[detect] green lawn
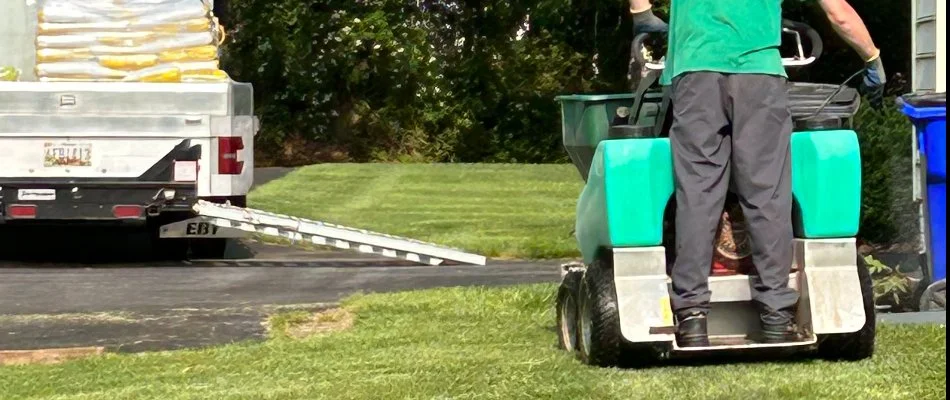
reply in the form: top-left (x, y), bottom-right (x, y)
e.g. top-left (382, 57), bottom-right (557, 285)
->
top-left (0, 284), bottom-right (944, 400)
top-left (249, 163), bottom-right (584, 259)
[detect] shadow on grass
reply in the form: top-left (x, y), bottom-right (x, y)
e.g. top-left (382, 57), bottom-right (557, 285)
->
top-left (543, 324), bottom-right (831, 370)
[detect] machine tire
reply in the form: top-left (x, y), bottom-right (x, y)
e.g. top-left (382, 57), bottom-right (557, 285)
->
top-left (556, 268), bottom-right (584, 352)
top-left (817, 253), bottom-right (876, 361)
top-left (576, 257), bottom-right (624, 367)
top-left (918, 280), bottom-right (947, 312)
top-left (189, 238), bottom-right (229, 260)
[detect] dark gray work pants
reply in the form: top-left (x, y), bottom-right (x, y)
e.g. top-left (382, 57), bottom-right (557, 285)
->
top-left (668, 72), bottom-right (799, 322)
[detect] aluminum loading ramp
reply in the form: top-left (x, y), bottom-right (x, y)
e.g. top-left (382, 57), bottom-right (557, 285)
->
top-left (187, 200), bottom-right (488, 266)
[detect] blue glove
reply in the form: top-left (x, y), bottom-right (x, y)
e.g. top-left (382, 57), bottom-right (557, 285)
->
top-left (859, 54), bottom-right (886, 109)
top-left (632, 9), bottom-right (668, 35)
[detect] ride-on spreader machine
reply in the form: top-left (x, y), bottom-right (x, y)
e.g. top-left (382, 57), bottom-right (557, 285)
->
top-left (554, 21), bottom-right (875, 367)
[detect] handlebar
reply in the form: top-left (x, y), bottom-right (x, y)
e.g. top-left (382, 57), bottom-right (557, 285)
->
top-left (632, 20), bottom-right (823, 71)
top-left (631, 33), bottom-right (653, 67)
top-left (781, 19), bottom-right (823, 64)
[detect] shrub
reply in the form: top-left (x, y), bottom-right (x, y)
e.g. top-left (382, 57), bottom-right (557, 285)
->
top-left (854, 99), bottom-right (919, 246)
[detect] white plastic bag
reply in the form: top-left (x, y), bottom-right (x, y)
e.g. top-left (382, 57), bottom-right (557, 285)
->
top-left (37, 21), bottom-right (131, 33)
top-left (39, 77), bottom-right (124, 82)
top-left (121, 64), bottom-right (181, 82)
top-left (88, 32), bottom-right (215, 54)
top-left (37, 31), bottom-right (160, 48)
top-left (121, 60), bottom-right (219, 82)
top-left (38, 18), bottom-right (211, 34)
top-left (36, 62), bottom-right (127, 78)
top-left (38, 0), bottom-right (209, 24)
top-left (36, 48), bottom-right (95, 63)
top-left (181, 70), bottom-right (228, 82)
top-left (158, 45), bottom-right (218, 62)
top-left (133, 5), bottom-right (210, 25)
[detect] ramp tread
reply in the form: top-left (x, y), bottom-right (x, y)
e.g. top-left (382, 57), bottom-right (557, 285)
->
top-left (193, 200), bottom-right (488, 266)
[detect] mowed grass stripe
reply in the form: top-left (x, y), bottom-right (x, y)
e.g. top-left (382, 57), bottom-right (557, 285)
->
top-left (249, 163), bottom-right (583, 259)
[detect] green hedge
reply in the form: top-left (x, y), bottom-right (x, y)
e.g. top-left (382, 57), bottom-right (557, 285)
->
top-left (854, 100), bottom-right (919, 246)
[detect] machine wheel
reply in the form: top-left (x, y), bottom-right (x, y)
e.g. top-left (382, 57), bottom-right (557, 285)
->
top-left (576, 257), bottom-right (624, 367)
top-left (556, 268), bottom-right (584, 352)
top-left (190, 238), bottom-right (229, 260)
top-left (817, 253), bottom-right (876, 361)
top-left (919, 280), bottom-right (947, 312)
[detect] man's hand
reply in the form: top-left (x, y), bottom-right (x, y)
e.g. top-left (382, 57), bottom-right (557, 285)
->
top-left (632, 8), bottom-right (668, 35)
top-left (817, 0), bottom-right (886, 109)
top-left (859, 52), bottom-right (886, 109)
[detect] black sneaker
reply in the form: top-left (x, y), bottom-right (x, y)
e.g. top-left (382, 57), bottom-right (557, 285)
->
top-left (676, 312), bottom-right (710, 347)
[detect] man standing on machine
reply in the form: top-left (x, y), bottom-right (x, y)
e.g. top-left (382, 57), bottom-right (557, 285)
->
top-left (628, 0), bottom-right (885, 347)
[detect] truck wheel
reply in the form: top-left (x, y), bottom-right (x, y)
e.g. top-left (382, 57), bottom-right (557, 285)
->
top-left (817, 252), bottom-right (875, 361)
top-left (556, 268), bottom-right (584, 352)
top-left (190, 238), bottom-right (229, 260)
top-left (229, 196), bottom-right (247, 208)
top-left (576, 256), bottom-right (624, 367)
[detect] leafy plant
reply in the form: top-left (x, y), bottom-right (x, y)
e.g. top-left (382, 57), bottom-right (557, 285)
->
top-left (864, 254), bottom-right (910, 307)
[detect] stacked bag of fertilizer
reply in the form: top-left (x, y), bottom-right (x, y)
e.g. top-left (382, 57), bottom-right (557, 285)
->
top-left (34, 0), bottom-right (228, 83)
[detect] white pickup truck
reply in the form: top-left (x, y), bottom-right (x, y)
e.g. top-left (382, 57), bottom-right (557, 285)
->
top-left (0, 0), bottom-right (258, 259)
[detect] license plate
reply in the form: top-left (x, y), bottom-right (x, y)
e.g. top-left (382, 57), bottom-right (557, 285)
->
top-left (44, 142), bottom-right (92, 167)
top-left (18, 189), bottom-right (56, 201)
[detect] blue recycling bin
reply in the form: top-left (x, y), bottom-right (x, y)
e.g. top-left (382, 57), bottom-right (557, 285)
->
top-left (899, 93), bottom-right (946, 284)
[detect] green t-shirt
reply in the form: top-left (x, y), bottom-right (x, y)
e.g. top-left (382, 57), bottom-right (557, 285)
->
top-left (660, 0), bottom-right (786, 85)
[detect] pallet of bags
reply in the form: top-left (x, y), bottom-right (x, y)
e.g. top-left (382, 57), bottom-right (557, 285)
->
top-left (33, 0), bottom-right (230, 83)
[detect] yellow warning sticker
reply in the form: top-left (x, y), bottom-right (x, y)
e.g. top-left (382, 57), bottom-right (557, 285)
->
top-left (660, 296), bottom-right (674, 326)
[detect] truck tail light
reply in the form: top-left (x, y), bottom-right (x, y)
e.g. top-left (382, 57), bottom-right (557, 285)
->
top-left (112, 205), bottom-right (143, 219)
top-left (218, 137), bottom-right (245, 175)
top-left (8, 204), bottom-right (37, 219)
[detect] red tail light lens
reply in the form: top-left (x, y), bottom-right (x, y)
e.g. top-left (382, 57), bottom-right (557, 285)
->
top-left (218, 136), bottom-right (245, 175)
top-left (112, 205), bottom-right (143, 219)
top-left (8, 205), bottom-right (37, 219)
